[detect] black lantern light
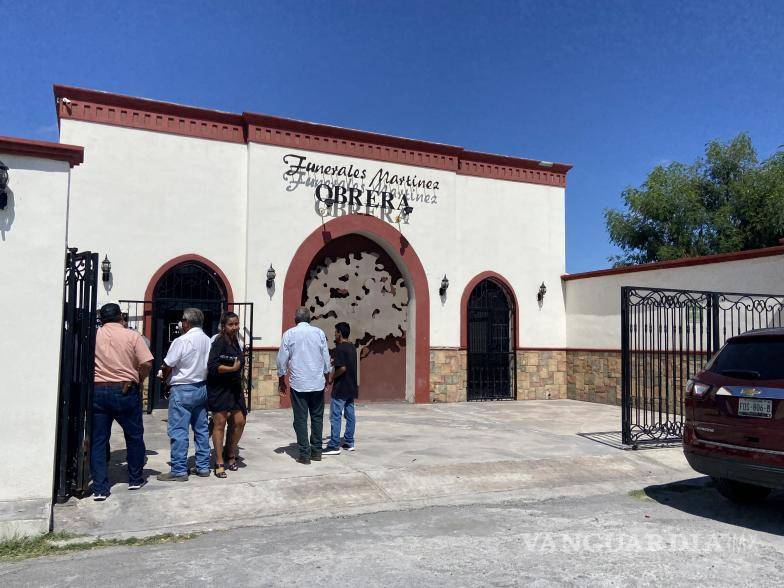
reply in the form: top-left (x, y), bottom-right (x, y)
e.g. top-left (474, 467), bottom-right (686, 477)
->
top-left (402, 205), bottom-right (413, 216)
top-left (537, 282), bottom-right (547, 303)
top-left (439, 274), bottom-right (449, 296)
top-left (101, 255), bottom-right (112, 282)
top-left (266, 264), bottom-right (277, 288)
top-left (0, 159), bottom-right (8, 210)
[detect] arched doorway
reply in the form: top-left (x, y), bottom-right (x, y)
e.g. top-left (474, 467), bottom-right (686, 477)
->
top-left (282, 215), bottom-right (430, 405)
top-left (465, 278), bottom-right (517, 401)
top-left (148, 259), bottom-right (229, 408)
top-left (303, 234), bottom-right (408, 401)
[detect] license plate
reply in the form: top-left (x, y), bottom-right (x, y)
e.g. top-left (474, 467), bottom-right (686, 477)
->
top-left (738, 398), bottom-right (772, 418)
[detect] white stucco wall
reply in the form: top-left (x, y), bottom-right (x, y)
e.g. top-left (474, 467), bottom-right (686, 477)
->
top-left (59, 119), bottom-right (248, 306)
top-left (60, 118), bottom-right (567, 352)
top-left (245, 144), bottom-right (566, 348)
top-left (564, 254), bottom-right (784, 349)
top-left (455, 175), bottom-right (566, 348)
top-left (0, 151), bottom-right (71, 533)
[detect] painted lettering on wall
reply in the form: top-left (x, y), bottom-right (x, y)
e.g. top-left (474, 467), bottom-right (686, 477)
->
top-left (282, 153), bottom-right (441, 223)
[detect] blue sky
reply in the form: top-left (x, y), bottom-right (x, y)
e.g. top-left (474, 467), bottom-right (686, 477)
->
top-left (2, 1), bottom-right (782, 272)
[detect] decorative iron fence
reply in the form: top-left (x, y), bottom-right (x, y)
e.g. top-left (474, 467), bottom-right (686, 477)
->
top-left (467, 351), bottom-right (517, 401)
top-left (467, 279), bottom-right (516, 401)
top-left (621, 286), bottom-right (784, 446)
top-left (119, 299), bottom-right (254, 412)
top-left (54, 249), bottom-right (99, 503)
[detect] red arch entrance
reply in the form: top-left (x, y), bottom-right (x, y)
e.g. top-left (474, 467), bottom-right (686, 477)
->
top-left (282, 215), bottom-right (430, 404)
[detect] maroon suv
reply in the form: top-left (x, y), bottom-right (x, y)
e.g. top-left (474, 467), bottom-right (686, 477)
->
top-left (683, 328), bottom-right (784, 502)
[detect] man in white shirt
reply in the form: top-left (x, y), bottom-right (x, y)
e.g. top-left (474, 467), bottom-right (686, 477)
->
top-left (157, 307), bottom-right (212, 481)
top-left (277, 306), bottom-right (331, 464)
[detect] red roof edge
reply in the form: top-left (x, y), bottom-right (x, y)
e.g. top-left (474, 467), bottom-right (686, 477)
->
top-left (53, 84), bottom-right (244, 127)
top-left (242, 112), bottom-right (465, 157)
top-left (0, 135), bottom-right (84, 167)
top-left (51, 85), bottom-right (571, 176)
top-left (562, 245), bottom-right (784, 281)
top-left (461, 149), bottom-right (573, 174)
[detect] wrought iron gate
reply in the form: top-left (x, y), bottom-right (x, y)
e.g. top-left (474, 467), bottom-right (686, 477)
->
top-left (621, 286), bottom-right (784, 446)
top-left (467, 279), bottom-right (516, 401)
top-left (119, 300), bottom-right (254, 412)
top-left (54, 249), bottom-right (99, 503)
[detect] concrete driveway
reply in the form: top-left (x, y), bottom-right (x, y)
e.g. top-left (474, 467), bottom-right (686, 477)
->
top-left (54, 400), bottom-right (695, 539)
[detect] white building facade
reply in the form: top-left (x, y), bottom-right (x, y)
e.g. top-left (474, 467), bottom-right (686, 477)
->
top-left (5, 85), bottom-right (784, 537)
top-left (55, 85), bottom-right (571, 408)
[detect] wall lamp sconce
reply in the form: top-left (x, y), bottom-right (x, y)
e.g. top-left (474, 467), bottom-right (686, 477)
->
top-left (537, 282), bottom-right (547, 303)
top-left (396, 205), bottom-right (414, 224)
top-left (0, 159), bottom-right (9, 209)
top-left (439, 274), bottom-right (449, 296)
top-left (266, 264), bottom-right (277, 288)
top-left (101, 255), bottom-right (112, 283)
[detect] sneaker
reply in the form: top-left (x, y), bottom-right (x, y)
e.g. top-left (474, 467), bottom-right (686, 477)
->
top-left (322, 447), bottom-right (341, 455)
top-left (128, 480), bottom-right (147, 490)
top-left (188, 467), bottom-right (211, 478)
top-left (93, 493), bottom-right (109, 501)
top-left (156, 472), bottom-right (189, 482)
top-left (311, 453), bottom-right (322, 461)
top-left (341, 443), bottom-right (356, 452)
top-left (297, 457), bottom-right (311, 465)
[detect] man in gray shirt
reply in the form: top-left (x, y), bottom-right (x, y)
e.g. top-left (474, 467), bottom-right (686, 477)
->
top-left (277, 306), bottom-right (331, 464)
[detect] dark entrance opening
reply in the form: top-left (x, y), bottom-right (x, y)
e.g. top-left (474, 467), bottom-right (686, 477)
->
top-left (467, 279), bottom-right (516, 401)
top-left (149, 261), bottom-right (227, 409)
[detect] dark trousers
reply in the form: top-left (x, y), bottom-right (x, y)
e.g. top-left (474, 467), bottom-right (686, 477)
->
top-left (291, 389), bottom-right (324, 458)
top-left (91, 383), bottom-right (146, 494)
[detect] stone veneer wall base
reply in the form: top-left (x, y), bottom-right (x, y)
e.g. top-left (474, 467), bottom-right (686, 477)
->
top-left (250, 348), bottom-right (629, 409)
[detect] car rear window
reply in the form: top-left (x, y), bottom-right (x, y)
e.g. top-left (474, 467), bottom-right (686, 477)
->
top-left (708, 336), bottom-right (784, 380)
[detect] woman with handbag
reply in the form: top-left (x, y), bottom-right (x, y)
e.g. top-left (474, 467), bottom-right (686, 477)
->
top-left (207, 312), bottom-right (247, 477)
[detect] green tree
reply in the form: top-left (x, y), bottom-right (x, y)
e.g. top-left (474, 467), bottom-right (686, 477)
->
top-left (605, 133), bottom-right (784, 266)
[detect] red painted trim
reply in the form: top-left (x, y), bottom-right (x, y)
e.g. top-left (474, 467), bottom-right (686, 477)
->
top-left (281, 215), bottom-right (430, 405)
top-left (54, 85), bottom-right (245, 144)
top-left (0, 135), bottom-right (84, 167)
top-left (52, 85), bottom-right (571, 186)
top-left (518, 347), bottom-right (569, 352)
top-left (460, 271), bottom-right (520, 349)
top-left (562, 245), bottom-right (784, 281)
top-left (246, 118), bottom-right (460, 173)
top-left (459, 150), bottom-right (570, 188)
top-left (142, 254), bottom-right (235, 338)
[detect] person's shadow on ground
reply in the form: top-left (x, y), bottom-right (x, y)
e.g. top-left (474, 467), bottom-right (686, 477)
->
top-left (274, 443), bottom-right (300, 460)
top-left (643, 476), bottom-right (784, 535)
top-left (106, 449), bottom-right (160, 490)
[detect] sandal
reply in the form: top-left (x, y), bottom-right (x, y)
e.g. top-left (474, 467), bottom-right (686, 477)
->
top-left (227, 458), bottom-right (239, 471)
top-left (214, 464), bottom-right (227, 478)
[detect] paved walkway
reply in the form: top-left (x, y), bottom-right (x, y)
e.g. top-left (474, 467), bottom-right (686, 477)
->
top-left (54, 400), bottom-right (695, 538)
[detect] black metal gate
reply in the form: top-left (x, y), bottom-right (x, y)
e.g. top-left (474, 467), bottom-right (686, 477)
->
top-left (119, 299), bottom-right (254, 412)
top-left (467, 279), bottom-right (516, 401)
top-left (621, 286), bottom-right (784, 446)
top-left (54, 249), bottom-right (99, 503)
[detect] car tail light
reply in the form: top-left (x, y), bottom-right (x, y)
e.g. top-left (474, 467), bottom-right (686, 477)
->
top-left (686, 379), bottom-right (712, 398)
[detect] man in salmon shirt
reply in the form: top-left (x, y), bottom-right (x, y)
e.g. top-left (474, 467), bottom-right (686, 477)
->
top-left (91, 303), bottom-right (153, 500)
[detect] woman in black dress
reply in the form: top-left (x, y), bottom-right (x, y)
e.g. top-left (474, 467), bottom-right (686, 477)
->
top-left (207, 312), bottom-right (247, 477)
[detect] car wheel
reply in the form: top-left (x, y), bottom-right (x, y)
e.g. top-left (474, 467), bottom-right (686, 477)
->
top-left (713, 477), bottom-right (772, 503)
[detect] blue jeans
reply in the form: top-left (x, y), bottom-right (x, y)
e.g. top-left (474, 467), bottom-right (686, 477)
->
top-left (328, 397), bottom-right (355, 449)
top-left (91, 383), bottom-right (146, 494)
top-left (167, 382), bottom-right (210, 476)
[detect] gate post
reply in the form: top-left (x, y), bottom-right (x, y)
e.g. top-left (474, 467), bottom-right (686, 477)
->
top-left (709, 293), bottom-right (720, 355)
top-left (621, 287), bottom-right (631, 445)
